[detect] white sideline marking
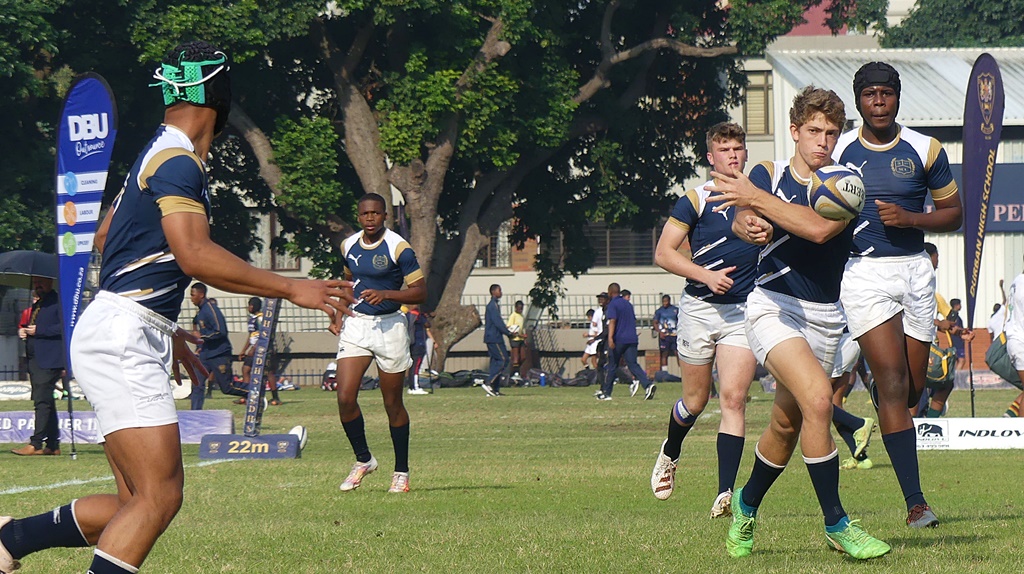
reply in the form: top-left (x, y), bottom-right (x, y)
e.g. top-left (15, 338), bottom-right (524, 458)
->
top-left (0, 459), bottom-right (234, 496)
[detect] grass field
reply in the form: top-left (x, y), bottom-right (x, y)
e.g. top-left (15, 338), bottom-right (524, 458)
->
top-left (2, 383), bottom-right (1022, 573)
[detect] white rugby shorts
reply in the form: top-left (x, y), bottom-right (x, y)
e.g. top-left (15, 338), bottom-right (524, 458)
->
top-left (745, 287), bottom-right (844, 373)
top-left (830, 331), bottom-right (862, 378)
top-left (1004, 332), bottom-right (1024, 371)
top-left (336, 311), bottom-right (413, 373)
top-left (584, 339), bottom-right (600, 355)
top-left (840, 253), bottom-right (936, 342)
top-left (70, 291), bottom-right (178, 438)
top-left (675, 293), bottom-right (749, 366)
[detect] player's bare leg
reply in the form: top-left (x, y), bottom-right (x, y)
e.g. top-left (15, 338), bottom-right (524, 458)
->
top-left (93, 424), bottom-right (185, 567)
top-left (857, 316), bottom-right (912, 433)
top-left (710, 345), bottom-right (757, 516)
top-left (379, 369), bottom-right (411, 492)
top-left (856, 314), bottom-right (936, 527)
top-left (337, 356), bottom-right (379, 491)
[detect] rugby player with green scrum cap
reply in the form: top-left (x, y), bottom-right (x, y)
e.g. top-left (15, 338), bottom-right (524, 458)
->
top-left (0, 40), bottom-right (353, 574)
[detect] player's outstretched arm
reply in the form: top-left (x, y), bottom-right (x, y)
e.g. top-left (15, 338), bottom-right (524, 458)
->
top-left (163, 211), bottom-right (354, 320)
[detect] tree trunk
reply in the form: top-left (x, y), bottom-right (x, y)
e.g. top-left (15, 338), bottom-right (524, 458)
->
top-left (428, 224), bottom-right (489, 370)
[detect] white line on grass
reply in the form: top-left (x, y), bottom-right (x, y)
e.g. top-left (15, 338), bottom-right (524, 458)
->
top-left (0, 459), bottom-right (236, 496)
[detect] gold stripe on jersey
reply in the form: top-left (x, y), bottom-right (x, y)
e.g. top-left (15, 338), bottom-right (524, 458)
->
top-left (925, 138), bottom-right (943, 170)
top-left (758, 160), bottom-right (776, 181)
top-left (405, 269), bottom-right (425, 285)
top-left (117, 288), bottom-right (154, 298)
top-left (395, 241), bottom-right (411, 260)
top-left (140, 148), bottom-right (204, 189)
top-left (667, 217), bottom-right (690, 233)
top-left (930, 181), bottom-right (959, 202)
top-left (156, 196), bottom-right (207, 216)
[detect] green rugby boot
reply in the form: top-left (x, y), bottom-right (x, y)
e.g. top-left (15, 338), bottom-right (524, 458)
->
top-left (853, 417), bottom-right (875, 458)
top-left (825, 519), bottom-right (891, 560)
top-left (725, 487), bottom-right (757, 558)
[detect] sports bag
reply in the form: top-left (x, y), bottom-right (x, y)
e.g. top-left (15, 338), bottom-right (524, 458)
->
top-left (925, 343), bottom-right (956, 389)
top-left (985, 332), bottom-right (1024, 391)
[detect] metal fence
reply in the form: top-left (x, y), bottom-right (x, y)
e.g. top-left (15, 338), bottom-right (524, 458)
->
top-left (460, 293), bottom-right (664, 330)
top-left (173, 292), bottom-right (670, 334)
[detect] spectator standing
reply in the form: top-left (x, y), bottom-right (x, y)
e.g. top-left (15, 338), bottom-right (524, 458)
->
top-left (11, 277), bottom-right (64, 456)
top-left (507, 300), bottom-right (527, 382)
top-left (582, 309), bottom-right (601, 369)
top-left (597, 283), bottom-right (654, 401)
top-left (482, 284), bottom-right (512, 397)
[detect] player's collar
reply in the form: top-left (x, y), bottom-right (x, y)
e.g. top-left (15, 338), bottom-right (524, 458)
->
top-left (358, 229), bottom-right (386, 250)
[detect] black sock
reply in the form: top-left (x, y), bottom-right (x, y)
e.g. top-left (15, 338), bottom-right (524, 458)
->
top-left (663, 399), bottom-right (697, 460)
top-left (0, 502), bottom-right (88, 559)
top-left (831, 405), bottom-right (864, 431)
top-left (342, 414), bottom-right (372, 463)
top-left (663, 416), bottom-right (691, 460)
top-left (717, 433), bottom-right (745, 494)
top-left (88, 549), bottom-right (138, 573)
top-left (834, 424), bottom-right (857, 457)
top-left (882, 428), bottom-right (926, 509)
top-left (741, 444), bottom-right (786, 510)
top-left (390, 423), bottom-right (410, 473)
top-left (805, 450), bottom-right (847, 527)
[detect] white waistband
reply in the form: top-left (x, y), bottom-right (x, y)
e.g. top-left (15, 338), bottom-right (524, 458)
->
top-left (94, 291), bottom-right (177, 336)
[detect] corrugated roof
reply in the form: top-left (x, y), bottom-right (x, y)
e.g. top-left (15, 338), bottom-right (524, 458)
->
top-left (766, 48), bottom-right (1024, 127)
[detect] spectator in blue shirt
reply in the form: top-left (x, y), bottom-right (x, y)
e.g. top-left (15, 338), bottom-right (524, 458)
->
top-left (483, 284), bottom-right (512, 396)
top-left (599, 283), bottom-right (654, 401)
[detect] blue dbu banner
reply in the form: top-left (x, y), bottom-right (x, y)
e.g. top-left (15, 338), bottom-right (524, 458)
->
top-left (55, 73), bottom-right (118, 376)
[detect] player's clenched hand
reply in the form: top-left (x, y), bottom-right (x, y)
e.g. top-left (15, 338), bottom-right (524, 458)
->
top-left (875, 200), bottom-right (913, 227)
top-left (702, 266), bottom-right (736, 296)
top-left (172, 328), bottom-right (207, 387)
top-left (740, 215), bottom-right (773, 245)
top-left (287, 279), bottom-right (356, 321)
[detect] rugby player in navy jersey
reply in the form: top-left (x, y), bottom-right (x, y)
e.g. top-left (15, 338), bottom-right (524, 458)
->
top-left (833, 62), bottom-right (962, 528)
top-left (331, 193), bottom-right (426, 494)
top-left (707, 87), bottom-right (890, 560)
top-left (0, 41), bottom-right (352, 574)
top-left (649, 122), bottom-right (760, 518)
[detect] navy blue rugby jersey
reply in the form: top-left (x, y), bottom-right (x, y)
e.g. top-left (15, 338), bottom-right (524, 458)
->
top-left (748, 160), bottom-right (854, 304)
top-left (341, 228), bottom-right (423, 315)
top-left (100, 125), bottom-right (210, 321)
top-left (833, 125), bottom-right (957, 258)
top-left (667, 182), bottom-right (760, 304)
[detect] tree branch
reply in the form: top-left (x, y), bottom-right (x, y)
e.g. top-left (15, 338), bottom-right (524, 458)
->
top-left (575, 39), bottom-right (736, 105)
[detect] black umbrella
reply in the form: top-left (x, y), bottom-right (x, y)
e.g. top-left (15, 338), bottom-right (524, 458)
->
top-left (0, 250), bottom-right (59, 289)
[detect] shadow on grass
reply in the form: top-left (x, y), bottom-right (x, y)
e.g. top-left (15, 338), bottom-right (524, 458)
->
top-left (889, 533), bottom-right (989, 548)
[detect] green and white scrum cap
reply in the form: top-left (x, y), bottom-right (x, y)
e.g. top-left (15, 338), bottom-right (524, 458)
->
top-left (150, 41), bottom-right (232, 132)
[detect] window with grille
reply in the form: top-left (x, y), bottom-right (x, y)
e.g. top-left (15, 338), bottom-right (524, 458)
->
top-left (541, 222), bottom-right (657, 267)
top-left (743, 71), bottom-right (773, 136)
top-left (475, 221), bottom-right (512, 268)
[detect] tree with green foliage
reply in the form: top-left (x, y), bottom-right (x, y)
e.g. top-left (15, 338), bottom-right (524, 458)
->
top-left (3, 0), bottom-right (881, 367)
top-left (881, 0), bottom-right (1024, 47)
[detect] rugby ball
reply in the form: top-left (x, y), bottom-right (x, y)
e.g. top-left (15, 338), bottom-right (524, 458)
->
top-left (807, 165), bottom-right (865, 221)
top-left (289, 425), bottom-right (308, 451)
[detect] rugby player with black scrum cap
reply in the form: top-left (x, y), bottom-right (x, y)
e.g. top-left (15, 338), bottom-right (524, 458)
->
top-left (833, 62), bottom-right (962, 529)
top-left (0, 41), bottom-right (353, 574)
